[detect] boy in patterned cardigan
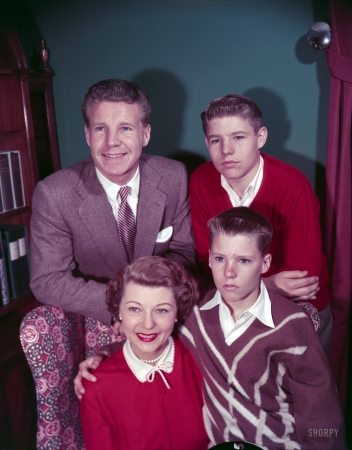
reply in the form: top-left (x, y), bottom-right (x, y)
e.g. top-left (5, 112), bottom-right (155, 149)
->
top-left (179, 206), bottom-right (345, 449)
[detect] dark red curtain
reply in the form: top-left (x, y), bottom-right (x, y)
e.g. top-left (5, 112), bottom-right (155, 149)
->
top-left (325, 0), bottom-right (352, 412)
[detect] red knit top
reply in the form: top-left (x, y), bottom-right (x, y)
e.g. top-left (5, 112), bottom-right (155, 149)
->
top-left (80, 337), bottom-right (209, 450)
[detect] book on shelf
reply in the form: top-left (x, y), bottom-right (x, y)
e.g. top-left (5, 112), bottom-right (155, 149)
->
top-left (0, 237), bottom-right (10, 306)
top-left (0, 152), bottom-right (14, 212)
top-left (18, 225), bottom-right (30, 296)
top-left (0, 224), bottom-right (30, 300)
top-left (9, 151), bottom-right (25, 208)
top-left (0, 151), bottom-right (25, 213)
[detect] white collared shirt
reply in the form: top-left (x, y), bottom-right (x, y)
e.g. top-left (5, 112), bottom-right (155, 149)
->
top-left (123, 336), bottom-right (175, 386)
top-left (221, 155), bottom-right (264, 207)
top-left (200, 280), bottom-right (274, 346)
top-left (96, 166), bottom-right (140, 220)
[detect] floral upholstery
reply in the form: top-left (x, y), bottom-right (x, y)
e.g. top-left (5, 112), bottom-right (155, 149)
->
top-left (84, 316), bottom-right (119, 357)
top-left (20, 305), bottom-right (118, 450)
top-left (296, 301), bottom-right (320, 334)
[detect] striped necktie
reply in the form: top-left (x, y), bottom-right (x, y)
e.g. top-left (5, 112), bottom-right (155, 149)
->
top-left (118, 186), bottom-right (136, 263)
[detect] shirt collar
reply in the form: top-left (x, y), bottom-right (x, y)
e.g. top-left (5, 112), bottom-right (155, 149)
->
top-left (123, 336), bottom-right (175, 386)
top-left (200, 280), bottom-right (274, 328)
top-left (95, 165), bottom-right (140, 204)
top-left (221, 155), bottom-right (263, 207)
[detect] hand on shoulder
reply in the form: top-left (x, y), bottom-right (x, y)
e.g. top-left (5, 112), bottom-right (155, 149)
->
top-left (74, 354), bottom-right (104, 400)
top-left (263, 270), bottom-right (319, 301)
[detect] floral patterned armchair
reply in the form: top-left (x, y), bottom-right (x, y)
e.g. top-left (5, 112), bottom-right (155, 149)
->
top-left (19, 305), bottom-right (119, 450)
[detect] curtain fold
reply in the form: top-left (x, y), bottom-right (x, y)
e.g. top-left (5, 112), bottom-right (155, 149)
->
top-left (325, 0), bottom-right (352, 412)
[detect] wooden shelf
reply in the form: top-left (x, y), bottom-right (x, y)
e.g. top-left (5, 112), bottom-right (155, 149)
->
top-left (0, 292), bottom-right (36, 318)
top-left (0, 205), bottom-right (31, 221)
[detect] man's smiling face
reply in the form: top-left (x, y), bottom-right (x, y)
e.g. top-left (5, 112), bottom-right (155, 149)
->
top-left (85, 101), bottom-right (151, 185)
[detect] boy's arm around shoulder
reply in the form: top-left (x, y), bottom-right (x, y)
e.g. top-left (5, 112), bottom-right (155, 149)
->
top-left (259, 159), bottom-right (329, 300)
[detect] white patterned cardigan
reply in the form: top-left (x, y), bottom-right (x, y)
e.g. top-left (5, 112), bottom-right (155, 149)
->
top-left (179, 290), bottom-right (346, 450)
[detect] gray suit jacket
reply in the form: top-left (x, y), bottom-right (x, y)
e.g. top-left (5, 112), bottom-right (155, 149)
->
top-left (30, 154), bottom-right (195, 324)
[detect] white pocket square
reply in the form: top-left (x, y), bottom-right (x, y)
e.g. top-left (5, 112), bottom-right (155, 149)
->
top-left (156, 226), bottom-right (173, 243)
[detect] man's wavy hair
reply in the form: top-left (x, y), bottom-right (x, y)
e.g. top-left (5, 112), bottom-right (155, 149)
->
top-left (82, 78), bottom-right (152, 127)
top-left (208, 206), bottom-right (273, 257)
top-left (106, 256), bottom-right (199, 322)
top-left (201, 94), bottom-right (263, 135)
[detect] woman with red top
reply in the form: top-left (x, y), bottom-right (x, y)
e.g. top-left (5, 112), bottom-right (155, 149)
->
top-left (80, 256), bottom-right (209, 450)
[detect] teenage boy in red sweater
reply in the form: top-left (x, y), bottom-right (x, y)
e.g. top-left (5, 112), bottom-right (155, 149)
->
top-left (190, 94), bottom-right (331, 353)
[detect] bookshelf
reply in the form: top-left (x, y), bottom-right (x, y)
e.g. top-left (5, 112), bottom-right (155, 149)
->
top-left (0, 21), bottom-right (60, 449)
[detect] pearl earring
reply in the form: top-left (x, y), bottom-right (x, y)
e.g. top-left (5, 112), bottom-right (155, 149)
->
top-left (175, 318), bottom-right (177, 322)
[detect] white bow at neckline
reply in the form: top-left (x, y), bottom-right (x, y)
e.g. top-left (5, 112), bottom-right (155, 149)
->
top-left (146, 361), bottom-right (173, 389)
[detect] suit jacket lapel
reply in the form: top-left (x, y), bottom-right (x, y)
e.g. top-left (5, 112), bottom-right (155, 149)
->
top-left (134, 158), bottom-right (167, 259)
top-left (76, 160), bottom-right (127, 272)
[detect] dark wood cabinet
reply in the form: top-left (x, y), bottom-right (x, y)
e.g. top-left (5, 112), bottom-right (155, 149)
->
top-left (0, 21), bottom-right (60, 449)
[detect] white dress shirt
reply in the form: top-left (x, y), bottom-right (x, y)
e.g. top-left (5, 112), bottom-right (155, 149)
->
top-left (96, 166), bottom-right (140, 220)
top-left (123, 336), bottom-right (175, 388)
top-left (200, 280), bottom-right (274, 345)
top-left (221, 155), bottom-right (264, 206)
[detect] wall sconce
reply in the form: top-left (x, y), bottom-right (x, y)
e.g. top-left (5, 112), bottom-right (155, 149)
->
top-left (307, 21), bottom-right (332, 50)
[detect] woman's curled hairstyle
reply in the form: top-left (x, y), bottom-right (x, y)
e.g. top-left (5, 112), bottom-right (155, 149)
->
top-left (106, 256), bottom-right (199, 322)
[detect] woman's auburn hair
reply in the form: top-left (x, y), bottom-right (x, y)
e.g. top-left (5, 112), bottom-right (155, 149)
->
top-left (106, 256), bottom-right (199, 321)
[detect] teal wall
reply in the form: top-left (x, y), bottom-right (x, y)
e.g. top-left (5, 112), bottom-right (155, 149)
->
top-left (2, 0), bottom-right (329, 192)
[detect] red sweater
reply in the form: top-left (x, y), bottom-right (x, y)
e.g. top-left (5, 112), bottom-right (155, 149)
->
top-left (80, 337), bottom-right (209, 450)
top-left (190, 155), bottom-right (330, 311)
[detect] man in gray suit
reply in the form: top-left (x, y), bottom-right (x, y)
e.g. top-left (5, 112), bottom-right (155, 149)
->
top-left (30, 79), bottom-right (195, 325)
